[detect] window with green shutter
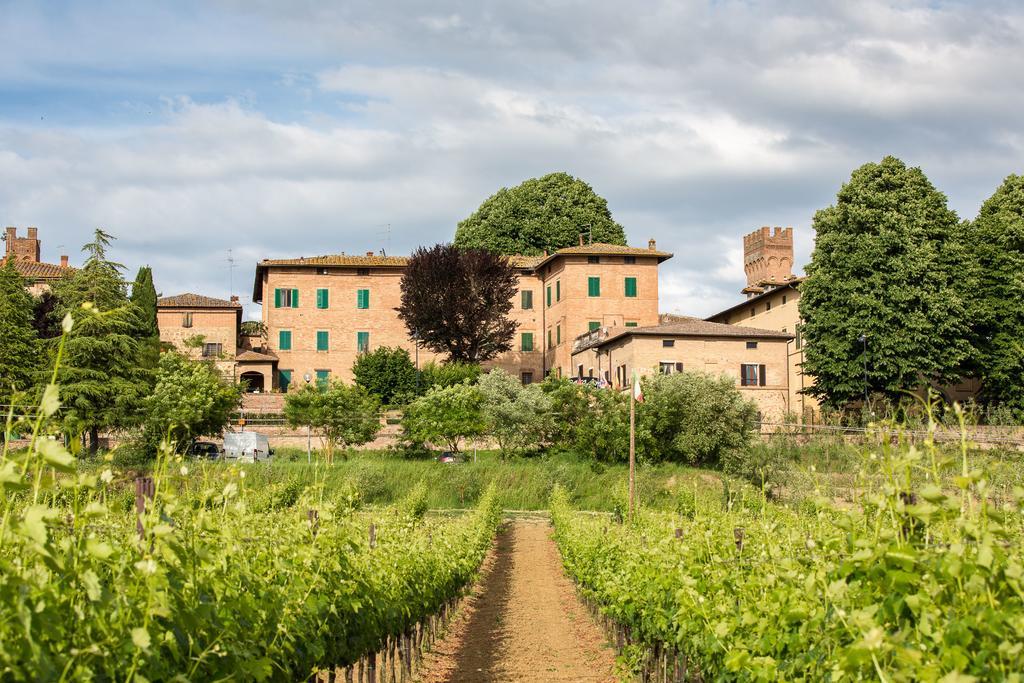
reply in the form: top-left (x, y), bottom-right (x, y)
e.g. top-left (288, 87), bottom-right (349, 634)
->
top-left (279, 369), bottom-right (292, 392)
top-left (521, 290), bottom-right (533, 310)
top-left (357, 331), bottom-right (369, 353)
top-left (274, 288), bottom-right (282, 308)
top-left (547, 329), bottom-right (553, 349)
top-left (316, 288), bottom-right (329, 309)
top-left (521, 332), bottom-right (533, 352)
top-left (624, 277), bottom-right (637, 297)
top-left (556, 325), bottom-right (561, 344)
top-left (357, 289), bottom-right (370, 309)
top-left (625, 321), bottom-right (638, 327)
top-left (546, 285), bottom-right (552, 307)
top-left (315, 369), bottom-right (330, 389)
top-left (274, 288), bottom-right (298, 308)
top-left (555, 280), bottom-right (561, 301)
top-left (589, 321), bottom-right (600, 332)
top-left (588, 277), bottom-right (600, 297)
top-left (278, 330), bottom-right (292, 351)
top-left (316, 330), bottom-right (329, 351)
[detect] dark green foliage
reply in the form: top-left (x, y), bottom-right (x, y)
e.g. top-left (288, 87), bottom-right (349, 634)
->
top-left (0, 259), bottom-right (39, 402)
top-left (398, 244), bottom-right (518, 363)
top-left (454, 172), bottom-right (627, 255)
top-left (572, 387), bottom-right (629, 462)
top-left (352, 346), bottom-right (419, 406)
top-left (966, 175), bottom-right (1024, 415)
top-left (419, 360), bottom-right (482, 390)
top-left (50, 230), bottom-right (152, 451)
top-left (637, 372), bottom-right (759, 466)
top-left (130, 266), bottom-right (160, 369)
top-left (540, 377), bottom-right (593, 445)
top-left (799, 156), bottom-right (971, 407)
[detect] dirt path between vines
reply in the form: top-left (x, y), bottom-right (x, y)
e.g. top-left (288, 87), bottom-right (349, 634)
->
top-left (418, 519), bottom-right (618, 683)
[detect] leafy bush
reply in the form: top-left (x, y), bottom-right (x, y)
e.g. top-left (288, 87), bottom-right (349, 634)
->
top-left (401, 382), bottom-right (485, 453)
top-left (420, 360), bottom-right (481, 390)
top-left (572, 387), bottom-right (629, 462)
top-left (284, 382), bottom-right (381, 463)
top-left (477, 369), bottom-right (552, 457)
top-left (637, 371), bottom-right (758, 466)
top-left (352, 346), bottom-right (419, 406)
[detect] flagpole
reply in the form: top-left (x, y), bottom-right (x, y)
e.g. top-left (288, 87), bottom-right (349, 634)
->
top-left (628, 371), bottom-right (636, 520)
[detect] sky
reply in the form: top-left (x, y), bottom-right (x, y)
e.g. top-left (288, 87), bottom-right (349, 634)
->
top-left (2, 0), bottom-right (1022, 320)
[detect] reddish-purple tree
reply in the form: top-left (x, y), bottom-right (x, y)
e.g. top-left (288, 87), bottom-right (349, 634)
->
top-left (398, 244), bottom-right (518, 363)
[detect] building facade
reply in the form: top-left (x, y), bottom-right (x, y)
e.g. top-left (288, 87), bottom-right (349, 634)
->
top-left (707, 226), bottom-right (817, 420)
top-left (157, 293), bottom-right (279, 391)
top-left (570, 318), bottom-right (793, 420)
top-left (251, 241), bottom-right (672, 390)
top-left (4, 227), bottom-right (71, 295)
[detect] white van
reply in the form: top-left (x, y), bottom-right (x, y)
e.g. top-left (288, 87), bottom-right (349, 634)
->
top-left (223, 432), bottom-right (273, 462)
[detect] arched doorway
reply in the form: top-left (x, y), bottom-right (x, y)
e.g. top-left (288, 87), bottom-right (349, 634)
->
top-left (239, 371), bottom-right (265, 393)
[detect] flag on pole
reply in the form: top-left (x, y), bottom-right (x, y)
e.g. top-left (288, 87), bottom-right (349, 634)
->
top-left (633, 372), bottom-right (644, 403)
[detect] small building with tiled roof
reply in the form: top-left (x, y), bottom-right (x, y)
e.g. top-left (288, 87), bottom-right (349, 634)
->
top-left (570, 317), bottom-right (794, 421)
top-left (252, 239), bottom-right (672, 390)
top-left (4, 227), bottom-right (72, 296)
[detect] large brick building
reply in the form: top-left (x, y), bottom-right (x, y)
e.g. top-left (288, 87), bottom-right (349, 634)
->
top-left (4, 227), bottom-right (71, 295)
top-left (252, 240), bottom-right (672, 390)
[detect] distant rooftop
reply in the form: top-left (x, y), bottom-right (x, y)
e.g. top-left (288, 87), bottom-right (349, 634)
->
top-left (157, 293), bottom-right (241, 309)
top-left (575, 316), bottom-right (792, 353)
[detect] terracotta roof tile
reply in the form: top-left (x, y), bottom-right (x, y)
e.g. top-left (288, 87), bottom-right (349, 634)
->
top-left (13, 260), bottom-right (70, 280)
top-left (578, 317), bottom-right (792, 352)
top-left (259, 254), bottom-right (409, 268)
top-left (236, 349), bottom-right (278, 362)
top-left (157, 293), bottom-right (241, 309)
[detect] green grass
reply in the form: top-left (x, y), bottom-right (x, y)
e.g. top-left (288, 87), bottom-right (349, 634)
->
top-left (191, 449), bottom-right (714, 512)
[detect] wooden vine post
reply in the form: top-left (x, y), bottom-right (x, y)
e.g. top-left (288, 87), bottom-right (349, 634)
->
top-left (134, 476), bottom-right (155, 540)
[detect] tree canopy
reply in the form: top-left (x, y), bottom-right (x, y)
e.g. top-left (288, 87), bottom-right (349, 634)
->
top-left (284, 382), bottom-right (381, 463)
top-left (352, 346), bottom-right (419, 406)
top-left (453, 172), bottom-right (626, 255)
top-left (130, 266), bottom-right (160, 368)
top-left (0, 258), bottom-right (39, 403)
top-left (401, 382), bottom-right (485, 453)
top-left (798, 156), bottom-right (972, 407)
top-left (398, 244), bottom-right (518, 363)
top-left (50, 230), bottom-right (152, 451)
top-left (966, 174), bottom-right (1024, 414)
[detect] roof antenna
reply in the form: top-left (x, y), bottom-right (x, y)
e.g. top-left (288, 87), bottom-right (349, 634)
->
top-left (227, 249), bottom-right (236, 298)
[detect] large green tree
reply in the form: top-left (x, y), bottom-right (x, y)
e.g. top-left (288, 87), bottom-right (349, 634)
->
top-left (799, 156), bottom-right (972, 407)
top-left (966, 175), bottom-right (1024, 414)
top-left (453, 172), bottom-right (627, 255)
top-left (50, 230), bottom-right (152, 452)
top-left (143, 351), bottom-right (242, 451)
top-left (0, 258), bottom-right (39, 403)
top-left (130, 265), bottom-right (161, 368)
top-left (352, 346), bottom-right (419, 406)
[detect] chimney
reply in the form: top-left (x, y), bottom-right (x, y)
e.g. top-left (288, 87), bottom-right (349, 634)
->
top-left (366, 251), bottom-right (374, 257)
top-left (60, 255), bottom-right (68, 269)
top-left (27, 227), bottom-right (38, 240)
top-left (648, 239), bottom-right (656, 251)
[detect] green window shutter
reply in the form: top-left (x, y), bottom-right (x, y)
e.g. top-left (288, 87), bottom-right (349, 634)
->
top-left (547, 329), bottom-right (553, 349)
top-left (357, 331), bottom-right (369, 353)
top-left (316, 330), bottom-right (329, 351)
top-left (589, 321), bottom-right (600, 332)
top-left (279, 330), bottom-right (292, 351)
top-left (291, 288), bottom-right (299, 308)
top-left (588, 277), bottom-right (600, 297)
top-left (315, 370), bottom-right (330, 389)
top-left (521, 332), bottom-right (533, 352)
top-left (521, 290), bottom-right (532, 310)
top-left (556, 280), bottom-right (561, 301)
top-left (625, 321), bottom-right (638, 328)
top-left (546, 286), bottom-right (551, 307)
top-left (274, 288), bottom-right (282, 308)
top-left (625, 277), bottom-right (637, 297)
top-left (317, 288), bottom-right (329, 309)
top-left (279, 370), bottom-right (292, 392)
top-left (556, 325), bottom-right (561, 344)
top-left (357, 289), bottom-right (369, 309)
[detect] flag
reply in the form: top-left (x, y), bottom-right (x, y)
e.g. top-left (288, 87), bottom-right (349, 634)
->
top-left (632, 372), bottom-right (644, 403)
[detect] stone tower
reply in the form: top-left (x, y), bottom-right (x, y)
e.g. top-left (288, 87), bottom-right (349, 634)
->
top-left (4, 227), bottom-right (41, 263)
top-left (743, 226), bottom-right (793, 289)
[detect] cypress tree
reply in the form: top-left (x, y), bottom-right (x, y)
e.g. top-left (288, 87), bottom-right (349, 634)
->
top-left (130, 265), bottom-right (161, 368)
top-left (0, 258), bottom-right (39, 404)
top-left (798, 156), bottom-right (971, 407)
top-left (966, 174), bottom-right (1024, 414)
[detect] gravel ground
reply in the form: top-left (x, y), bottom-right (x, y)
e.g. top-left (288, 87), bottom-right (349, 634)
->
top-left (418, 519), bottom-right (618, 683)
